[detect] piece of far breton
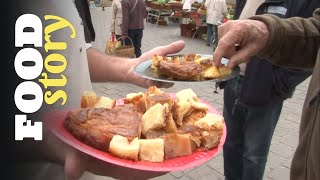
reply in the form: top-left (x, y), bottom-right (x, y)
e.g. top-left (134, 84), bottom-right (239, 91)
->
top-left (139, 138), bottom-right (164, 162)
top-left (109, 135), bottom-right (140, 161)
top-left (145, 93), bottom-right (174, 111)
top-left (81, 91), bottom-right (116, 109)
top-left (141, 103), bottom-right (169, 136)
top-left (194, 113), bottom-right (224, 150)
top-left (81, 91), bottom-right (99, 108)
top-left (123, 92), bottom-right (146, 113)
top-left (64, 104), bottom-right (142, 151)
top-left (163, 133), bottom-right (193, 159)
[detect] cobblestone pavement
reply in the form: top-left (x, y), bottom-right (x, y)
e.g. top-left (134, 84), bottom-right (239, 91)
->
top-left (88, 7), bottom-right (310, 180)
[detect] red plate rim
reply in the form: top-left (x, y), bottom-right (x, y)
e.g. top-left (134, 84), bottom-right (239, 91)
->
top-left (43, 95), bottom-right (226, 172)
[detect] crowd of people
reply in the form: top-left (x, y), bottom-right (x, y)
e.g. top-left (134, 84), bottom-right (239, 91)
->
top-left (13, 0), bottom-right (319, 180)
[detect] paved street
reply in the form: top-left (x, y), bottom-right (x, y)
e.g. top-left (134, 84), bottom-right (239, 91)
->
top-left (88, 6), bottom-right (310, 180)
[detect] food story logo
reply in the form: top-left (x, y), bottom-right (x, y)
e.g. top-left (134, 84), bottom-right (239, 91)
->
top-left (14, 14), bottom-right (76, 141)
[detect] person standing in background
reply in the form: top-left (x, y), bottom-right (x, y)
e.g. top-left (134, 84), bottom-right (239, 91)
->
top-left (121, 0), bottom-right (147, 58)
top-left (219, 1), bottom-right (320, 180)
top-left (110, 0), bottom-right (122, 39)
top-left (204, 0), bottom-right (227, 49)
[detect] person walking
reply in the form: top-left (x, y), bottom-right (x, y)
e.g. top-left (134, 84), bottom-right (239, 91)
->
top-left (204, 0), bottom-right (227, 50)
top-left (121, 0), bottom-right (147, 58)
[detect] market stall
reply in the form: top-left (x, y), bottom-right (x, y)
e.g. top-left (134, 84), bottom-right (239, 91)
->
top-left (145, 0), bottom-right (182, 25)
top-left (145, 0), bottom-right (235, 39)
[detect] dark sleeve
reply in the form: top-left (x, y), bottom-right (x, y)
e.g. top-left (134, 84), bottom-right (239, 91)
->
top-left (144, 2), bottom-right (148, 18)
top-left (121, 0), bottom-right (130, 35)
top-left (250, 8), bottom-right (320, 69)
top-left (75, 0), bottom-right (96, 43)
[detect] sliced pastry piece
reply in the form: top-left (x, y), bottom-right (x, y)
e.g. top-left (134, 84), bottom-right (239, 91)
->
top-left (141, 103), bottom-right (169, 135)
top-left (64, 104), bottom-right (142, 151)
top-left (163, 133), bottom-right (193, 159)
top-left (139, 138), bottom-right (164, 162)
top-left (109, 135), bottom-right (140, 161)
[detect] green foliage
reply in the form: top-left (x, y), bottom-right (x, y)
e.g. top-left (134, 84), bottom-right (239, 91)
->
top-left (226, 14), bottom-right (234, 20)
top-left (153, 0), bottom-right (169, 4)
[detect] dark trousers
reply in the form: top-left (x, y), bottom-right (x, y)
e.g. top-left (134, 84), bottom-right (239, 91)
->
top-left (207, 23), bottom-right (218, 48)
top-left (125, 29), bottom-right (143, 58)
top-left (223, 76), bottom-right (283, 180)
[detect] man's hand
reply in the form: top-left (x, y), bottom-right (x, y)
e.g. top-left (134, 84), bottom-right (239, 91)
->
top-left (213, 20), bottom-right (270, 68)
top-left (126, 40), bottom-right (185, 88)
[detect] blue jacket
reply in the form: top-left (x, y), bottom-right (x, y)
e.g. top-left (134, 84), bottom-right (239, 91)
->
top-left (234, 0), bottom-right (320, 106)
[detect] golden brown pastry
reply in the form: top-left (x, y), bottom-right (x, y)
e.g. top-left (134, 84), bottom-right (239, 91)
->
top-left (145, 93), bottom-right (174, 111)
top-left (173, 99), bottom-right (193, 126)
top-left (202, 66), bottom-right (221, 79)
top-left (176, 89), bottom-right (198, 102)
top-left (144, 129), bottom-right (166, 139)
top-left (81, 91), bottom-right (99, 108)
top-left (178, 125), bottom-right (202, 151)
top-left (145, 86), bottom-right (164, 96)
top-left (64, 104), bottom-right (142, 151)
top-left (164, 113), bottom-right (178, 133)
top-left (183, 110), bottom-right (207, 125)
top-left (163, 133), bottom-right (193, 159)
top-left (218, 65), bottom-right (232, 77)
top-left (123, 92), bottom-right (146, 113)
top-left (151, 54), bottom-right (232, 81)
top-left (194, 113), bottom-right (224, 149)
top-left (141, 103), bottom-right (169, 136)
top-left (93, 96), bottom-right (116, 109)
top-left (123, 92), bottom-right (144, 104)
top-left (157, 60), bottom-right (202, 81)
top-left (109, 135), bottom-right (140, 161)
top-left (139, 138), bottom-right (164, 162)
top-left (173, 89), bottom-right (202, 125)
top-left (194, 113), bottom-right (224, 131)
top-left (201, 130), bottom-right (222, 150)
top-left (66, 87), bottom-right (226, 162)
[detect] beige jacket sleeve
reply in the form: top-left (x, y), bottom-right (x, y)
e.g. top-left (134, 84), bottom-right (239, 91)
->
top-left (250, 8), bottom-right (320, 69)
top-left (110, 1), bottom-right (117, 33)
top-left (221, 0), bottom-right (228, 17)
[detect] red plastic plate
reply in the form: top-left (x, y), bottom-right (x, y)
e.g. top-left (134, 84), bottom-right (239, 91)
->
top-left (43, 96), bottom-right (226, 172)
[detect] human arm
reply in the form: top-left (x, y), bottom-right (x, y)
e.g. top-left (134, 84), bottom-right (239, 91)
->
top-left (221, 0), bottom-right (228, 17)
top-left (213, 8), bottom-right (320, 69)
top-left (251, 10), bottom-right (320, 68)
top-left (87, 40), bottom-right (185, 88)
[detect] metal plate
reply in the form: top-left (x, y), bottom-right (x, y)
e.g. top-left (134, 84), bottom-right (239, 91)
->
top-left (133, 54), bottom-right (240, 83)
